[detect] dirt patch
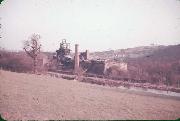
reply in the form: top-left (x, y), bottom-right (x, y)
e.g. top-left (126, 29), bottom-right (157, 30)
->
top-left (0, 70), bottom-right (180, 120)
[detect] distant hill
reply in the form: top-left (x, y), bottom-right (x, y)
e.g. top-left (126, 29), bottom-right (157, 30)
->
top-left (142, 44), bottom-right (180, 62)
top-left (90, 44), bottom-right (180, 61)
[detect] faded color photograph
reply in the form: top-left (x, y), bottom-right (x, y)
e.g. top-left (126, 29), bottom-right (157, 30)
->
top-left (0, 0), bottom-right (180, 120)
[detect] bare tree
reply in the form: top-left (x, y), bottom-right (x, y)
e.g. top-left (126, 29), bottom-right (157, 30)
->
top-left (23, 34), bottom-right (41, 73)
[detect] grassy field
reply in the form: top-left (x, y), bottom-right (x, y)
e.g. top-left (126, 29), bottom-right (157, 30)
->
top-left (0, 70), bottom-right (180, 120)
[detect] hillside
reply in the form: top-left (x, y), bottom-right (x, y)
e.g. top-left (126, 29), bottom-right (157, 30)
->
top-left (0, 70), bottom-right (180, 120)
top-left (90, 45), bottom-right (166, 60)
top-left (141, 44), bottom-right (180, 61)
top-left (89, 44), bottom-right (180, 61)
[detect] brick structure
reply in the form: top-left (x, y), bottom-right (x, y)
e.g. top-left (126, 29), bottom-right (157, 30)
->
top-left (74, 44), bottom-right (79, 74)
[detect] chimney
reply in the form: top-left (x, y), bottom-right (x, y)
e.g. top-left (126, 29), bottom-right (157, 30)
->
top-left (74, 44), bottom-right (79, 74)
top-left (85, 50), bottom-right (89, 60)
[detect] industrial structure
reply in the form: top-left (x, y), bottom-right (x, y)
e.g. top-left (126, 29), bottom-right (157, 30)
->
top-left (54, 39), bottom-right (127, 76)
top-left (56, 39), bottom-right (73, 70)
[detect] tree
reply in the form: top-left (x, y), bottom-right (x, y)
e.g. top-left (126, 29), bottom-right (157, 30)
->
top-left (23, 34), bottom-right (41, 73)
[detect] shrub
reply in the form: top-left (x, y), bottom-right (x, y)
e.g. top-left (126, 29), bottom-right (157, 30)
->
top-left (0, 50), bottom-right (33, 72)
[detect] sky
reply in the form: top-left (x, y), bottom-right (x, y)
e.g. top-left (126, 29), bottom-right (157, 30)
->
top-left (0, 0), bottom-right (180, 52)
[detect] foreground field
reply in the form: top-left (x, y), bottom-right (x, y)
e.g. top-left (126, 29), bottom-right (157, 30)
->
top-left (0, 71), bottom-right (180, 120)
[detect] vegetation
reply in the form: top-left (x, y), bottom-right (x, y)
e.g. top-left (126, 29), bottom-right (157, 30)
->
top-left (23, 34), bottom-right (41, 73)
top-left (0, 42), bottom-right (180, 88)
top-left (0, 50), bottom-right (33, 72)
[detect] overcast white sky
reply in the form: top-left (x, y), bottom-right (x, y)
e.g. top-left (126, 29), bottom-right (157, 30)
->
top-left (0, 0), bottom-right (180, 52)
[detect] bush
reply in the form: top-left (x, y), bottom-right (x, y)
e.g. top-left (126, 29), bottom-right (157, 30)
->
top-left (0, 50), bottom-right (33, 72)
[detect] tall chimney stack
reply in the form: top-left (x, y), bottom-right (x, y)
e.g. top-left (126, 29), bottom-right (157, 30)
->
top-left (85, 50), bottom-right (89, 60)
top-left (74, 44), bottom-right (79, 74)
